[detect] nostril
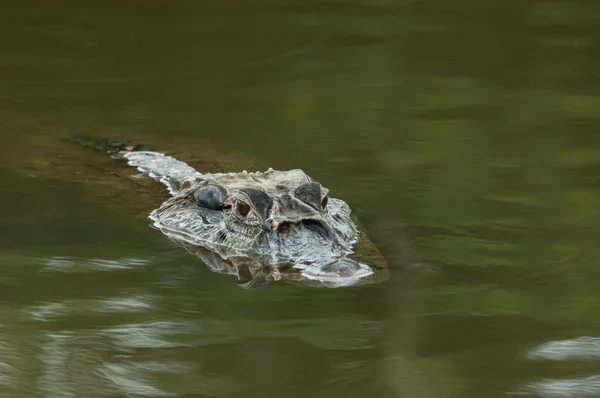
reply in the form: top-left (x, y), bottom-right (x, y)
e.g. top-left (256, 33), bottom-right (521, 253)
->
top-left (277, 222), bottom-right (292, 235)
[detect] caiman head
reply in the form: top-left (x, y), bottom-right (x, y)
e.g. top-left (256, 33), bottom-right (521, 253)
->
top-left (115, 150), bottom-right (383, 286)
top-left (148, 168), bottom-right (374, 284)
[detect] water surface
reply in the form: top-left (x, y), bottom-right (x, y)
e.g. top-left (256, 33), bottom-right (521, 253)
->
top-left (2, 1), bottom-right (600, 397)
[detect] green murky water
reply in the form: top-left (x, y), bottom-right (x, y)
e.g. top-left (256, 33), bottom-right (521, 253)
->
top-left (2, 1), bottom-right (600, 397)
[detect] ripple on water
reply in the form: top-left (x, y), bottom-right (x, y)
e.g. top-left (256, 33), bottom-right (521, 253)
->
top-left (524, 337), bottom-right (600, 397)
top-left (37, 331), bottom-right (115, 398)
top-left (102, 321), bottom-right (200, 350)
top-left (527, 376), bottom-right (600, 398)
top-left (22, 295), bottom-right (154, 322)
top-left (528, 336), bottom-right (600, 361)
top-left (101, 361), bottom-right (197, 398)
top-left (101, 362), bottom-right (175, 398)
top-left (33, 327), bottom-right (208, 398)
top-left (0, 334), bottom-right (25, 391)
top-left (39, 256), bottom-right (149, 273)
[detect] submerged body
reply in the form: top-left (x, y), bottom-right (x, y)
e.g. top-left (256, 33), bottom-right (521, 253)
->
top-left (122, 150), bottom-right (385, 287)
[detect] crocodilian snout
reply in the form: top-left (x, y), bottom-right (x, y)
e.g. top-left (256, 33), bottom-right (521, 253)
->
top-left (264, 217), bottom-right (333, 238)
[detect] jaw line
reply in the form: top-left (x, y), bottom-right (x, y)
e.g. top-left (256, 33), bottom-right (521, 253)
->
top-left (150, 212), bottom-right (377, 287)
top-left (149, 212), bottom-right (259, 257)
top-left (293, 259), bottom-right (374, 287)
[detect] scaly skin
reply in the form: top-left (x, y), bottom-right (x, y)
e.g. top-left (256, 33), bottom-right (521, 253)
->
top-left (121, 149), bottom-right (387, 287)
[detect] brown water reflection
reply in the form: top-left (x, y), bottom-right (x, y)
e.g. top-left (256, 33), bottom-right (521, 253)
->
top-left (1, 0), bottom-right (600, 397)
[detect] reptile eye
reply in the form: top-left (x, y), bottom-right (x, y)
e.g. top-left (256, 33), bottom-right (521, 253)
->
top-left (197, 185), bottom-right (224, 210)
top-left (321, 195), bottom-right (328, 209)
top-left (236, 201), bottom-right (251, 217)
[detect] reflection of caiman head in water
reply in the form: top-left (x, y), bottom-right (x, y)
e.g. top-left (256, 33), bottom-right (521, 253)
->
top-left (122, 150), bottom-right (387, 288)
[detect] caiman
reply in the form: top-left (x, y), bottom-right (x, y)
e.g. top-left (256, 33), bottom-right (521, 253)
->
top-left (81, 137), bottom-right (388, 288)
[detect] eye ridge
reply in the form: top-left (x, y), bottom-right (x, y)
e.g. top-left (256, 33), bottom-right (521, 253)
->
top-left (294, 182), bottom-right (324, 211)
top-left (239, 188), bottom-right (273, 219)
